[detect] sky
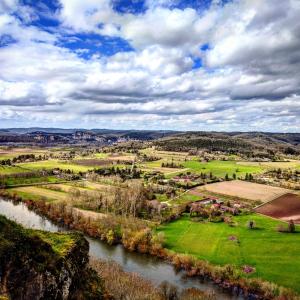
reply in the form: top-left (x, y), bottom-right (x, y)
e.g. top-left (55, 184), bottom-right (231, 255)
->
top-left (0, 0), bottom-right (300, 132)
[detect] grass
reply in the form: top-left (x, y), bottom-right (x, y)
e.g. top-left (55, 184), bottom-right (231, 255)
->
top-left (0, 165), bottom-right (30, 175)
top-left (33, 230), bottom-right (76, 256)
top-left (17, 160), bottom-right (94, 173)
top-left (139, 158), bottom-right (265, 178)
top-left (0, 214), bottom-right (77, 258)
top-left (157, 214), bottom-right (300, 292)
top-left (182, 160), bottom-right (264, 178)
top-left (237, 160), bottom-right (300, 169)
top-left (94, 153), bottom-right (109, 159)
top-left (1, 176), bottom-right (61, 187)
top-left (171, 193), bottom-right (202, 205)
top-left (9, 186), bottom-right (68, 202)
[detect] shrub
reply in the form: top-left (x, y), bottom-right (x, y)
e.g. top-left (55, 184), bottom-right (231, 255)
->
top-left (288, 220), bottom-right (296, 233)
top-left (248, 220), bottom-right (255, 229)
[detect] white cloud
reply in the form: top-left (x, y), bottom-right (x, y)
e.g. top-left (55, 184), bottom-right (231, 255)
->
top-left (0, 0), bottom-right (299, 131)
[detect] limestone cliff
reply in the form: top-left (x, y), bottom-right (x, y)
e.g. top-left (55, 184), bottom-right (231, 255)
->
top-left (0, 215), bottom-right (102, 300)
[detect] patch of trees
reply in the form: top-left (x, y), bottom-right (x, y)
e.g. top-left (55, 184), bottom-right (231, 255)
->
top-left (0, 159), bottom-right (12, 165)
top-left (139, 154), bottom-right (160, 162)
top-left (154, 133), bottom-right (300, 158)
top-left (161, 161), bottom-right (183, 168)
top-left (268, 169), bottom-right (300, 181)
top-left (0, 154), bottom-right (48, 166)
top-left (155, 136), bottom-right (253, 154)
top-left (67, 181), bottom-right (173, 221)
top-left (244, 173), bottom-right (254, 181)
top-left (93, 166), bottom-right (141, 180)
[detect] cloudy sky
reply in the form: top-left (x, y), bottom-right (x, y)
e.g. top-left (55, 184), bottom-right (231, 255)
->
top-left (0, 0), bottom-right (300, 131)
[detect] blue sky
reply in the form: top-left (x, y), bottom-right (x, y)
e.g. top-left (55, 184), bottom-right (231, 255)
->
top-left (0, 0), bottom-right (299, 131)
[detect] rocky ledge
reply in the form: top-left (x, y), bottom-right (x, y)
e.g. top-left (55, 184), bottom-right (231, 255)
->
top-left (0, 215), bottom-right (102, 300)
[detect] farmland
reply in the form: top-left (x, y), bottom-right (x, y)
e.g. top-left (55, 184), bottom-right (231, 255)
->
top-left (181, 160), bottom-right (264, 177)
top-left (158, 214), bottom-right (300, 292)
top-left (195, 180), bottom-right (291, 202)
top-left (17, 160), bottom-right (94, 173)
top-left (237, 160), bottom-right (300, 169)
top-left (10, 186), bottom-right (68, 202)
top-left (256, 193), bottom-right (300, 223)
top-left (0, 165), bottom-right (30, 175)
top-left (0, 147), bottom-right (48, 160)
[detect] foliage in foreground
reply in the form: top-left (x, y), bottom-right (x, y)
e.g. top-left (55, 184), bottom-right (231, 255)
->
top-left (90, 257), bottom-right (216, 300)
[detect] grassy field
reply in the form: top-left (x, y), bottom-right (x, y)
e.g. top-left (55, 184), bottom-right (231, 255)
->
top-left (182, 160), bottom-right (264, 178)
top-left (9, 186), bottom-right (68, 202)
top-left (158, 214), bottom-right (300, 292)
top-left (0, 147), bottom-right (48, 160)
top-left (140, 159), bottom-right (265, 178)
top-left (17, 160), bottom-right (94, 173)
top-left (94, 153), bottom-right (109, 159)
top-left (237, 160), bottom-right (300, 169)
top-left (0, 175), bottom-right (60, 187)
top-left (0, 165), bottom-right (30, 175)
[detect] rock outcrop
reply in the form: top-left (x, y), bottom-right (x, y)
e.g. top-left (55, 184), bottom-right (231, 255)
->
top-left (0, 215), bottom-right (102, 300)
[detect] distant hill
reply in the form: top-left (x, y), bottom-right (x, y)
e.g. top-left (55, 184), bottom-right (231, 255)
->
top-left (153, 131), bottom-right (300, 156)
top-left (0, 128), bottom-right (299, 153)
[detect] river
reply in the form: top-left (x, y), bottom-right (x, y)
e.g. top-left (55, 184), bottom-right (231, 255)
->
top-left (0, 197), bottom-right (241, 299)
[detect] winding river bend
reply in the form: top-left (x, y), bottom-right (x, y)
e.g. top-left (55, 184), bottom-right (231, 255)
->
top-left (0, 197), bottom-right (241, 300)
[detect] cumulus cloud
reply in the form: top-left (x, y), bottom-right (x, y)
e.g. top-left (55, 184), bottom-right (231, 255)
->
top-left (0, 0), bottom-right (299, 131)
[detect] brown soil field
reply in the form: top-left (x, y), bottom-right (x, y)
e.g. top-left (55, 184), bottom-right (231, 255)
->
top-left (107, 154), bottom-right (134, 161)
top-left (256, 193), bottom-right (300, 223)
top-left (196, 180), bottom-right (290, 202)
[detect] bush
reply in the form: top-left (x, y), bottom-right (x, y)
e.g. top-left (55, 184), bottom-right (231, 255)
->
top-left (288, 220), bottom-right (296, 233)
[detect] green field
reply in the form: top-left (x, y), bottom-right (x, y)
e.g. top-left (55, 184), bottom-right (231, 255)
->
top-left (94, 152), bottom-right (109, 159)
top-left (139, 159), bottom-right (266, 178)
top-left (182, 160), bottom-right (264, 178)
top-left (0, 165), bottom-right (30, 175)
top-left (17, 160), bottom-right (94, 173)
top-left (0, 175), bottom-right (60, 187)
top-left (158, 214), bottom-right (300, 292)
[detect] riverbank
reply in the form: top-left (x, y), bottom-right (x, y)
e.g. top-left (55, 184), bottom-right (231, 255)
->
top-left (0, 190), bottom-right (298, 300)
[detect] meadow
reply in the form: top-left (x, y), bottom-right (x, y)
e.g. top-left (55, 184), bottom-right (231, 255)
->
top-left (17, 160), bottom-right (94, 173)
top-left (157, 214), bottom-right (300, 292)
top-left (0, 165), bottom-right (30, 175)
top-left (0, 147), bottom-right (48, 160)
top-left (182, 160), bottom-right (264, 178)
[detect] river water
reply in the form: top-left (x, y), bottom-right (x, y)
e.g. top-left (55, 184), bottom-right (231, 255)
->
top-left (0, 197), bottom-right (241, 299)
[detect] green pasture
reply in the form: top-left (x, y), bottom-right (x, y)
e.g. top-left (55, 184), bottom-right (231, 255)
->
top-left (94, 152), bottom-right (109, 159)
top-left (17, 160), bottom-right (93, 173)
top-left (0, 175), bottom-right (60, 187)
top-left (0, 165), bottom-right (30, 175)
top-left (182, 160), bottom-right (264, 178)
top-left (158, 214), bottom-right (300, 292)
